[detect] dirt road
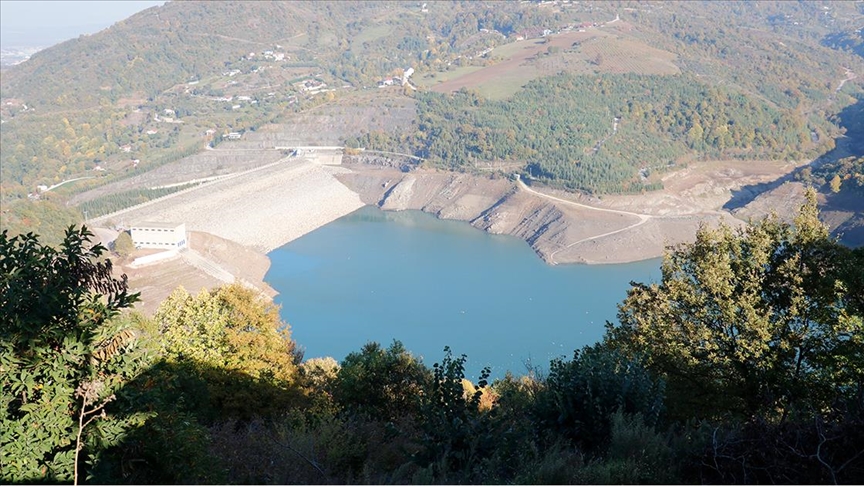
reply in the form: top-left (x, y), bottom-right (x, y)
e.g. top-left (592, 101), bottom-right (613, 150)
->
top-left (516, 178), bottom-right (652, 264)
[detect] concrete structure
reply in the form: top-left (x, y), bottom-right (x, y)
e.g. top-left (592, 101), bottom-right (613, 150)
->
top-left (130, 222), bottom-right (187, 249)
top-left (129, 249), bottom-right (180, 268)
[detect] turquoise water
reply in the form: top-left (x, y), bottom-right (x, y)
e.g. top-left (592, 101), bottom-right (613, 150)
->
top-left (266, 206), bottom-right (660, 378)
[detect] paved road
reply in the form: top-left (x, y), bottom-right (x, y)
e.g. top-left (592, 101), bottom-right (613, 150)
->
top-left (45, 176), bottom-right (95, 192)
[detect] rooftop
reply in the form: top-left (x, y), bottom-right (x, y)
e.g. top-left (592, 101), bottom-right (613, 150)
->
top-left (131, 221), bottom-right (185, 229)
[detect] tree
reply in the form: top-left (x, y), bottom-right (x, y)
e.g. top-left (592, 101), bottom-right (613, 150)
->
top-left (334, 340), bottom-right (430, 419)
top-left (154, 284), bottom-right (299, 381)
top-left (533, 343), bottom-right (665, 453)
top-left (152, 284), bottom-right (301, 419)
top-left (1, 226), bottom-right (143, 484)
top-left (830, 174), bottom-right (843, 193)
top-left (413, 347), bottom-right (493, 479)
top-left (607, 191), bottom-right (864, 421)
top-left (112, 231), bottom-right (135, 258)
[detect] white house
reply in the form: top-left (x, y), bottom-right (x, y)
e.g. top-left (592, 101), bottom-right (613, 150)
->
top-left (130, 222), bottom-right (187, 250)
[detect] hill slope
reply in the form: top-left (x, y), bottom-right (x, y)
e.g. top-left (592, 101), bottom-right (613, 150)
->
top-left (1, 0), bottom-right (863, 241)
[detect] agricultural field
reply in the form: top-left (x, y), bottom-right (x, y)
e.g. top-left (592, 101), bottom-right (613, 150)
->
top-left (414, 65), bottom-right (484, 89)
top-left (427, 28), bottom-right (679, 100)
top-left (354, 24), bottom-right (393, 45)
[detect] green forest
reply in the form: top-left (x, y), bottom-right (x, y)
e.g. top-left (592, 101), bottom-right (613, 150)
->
top-left (351, 73), bottom-right (828, 193)
top-left (3, 194), bottom-right (863, 484)
top-left (77, 183), bottom-right (202, 219)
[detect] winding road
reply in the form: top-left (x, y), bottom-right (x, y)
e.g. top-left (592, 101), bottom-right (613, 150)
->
top-left (836, 68), bottom-right (857, 92)
top-left (44, 176), bottom-right (96, 192)
top-left (516, 178), bottom-right (652, 264)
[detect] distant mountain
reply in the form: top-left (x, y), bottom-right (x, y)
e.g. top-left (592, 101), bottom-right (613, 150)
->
top-left (0, 1), bottom-right (556, 110)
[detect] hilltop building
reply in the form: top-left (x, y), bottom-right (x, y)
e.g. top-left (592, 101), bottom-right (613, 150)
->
top-left (130, 222), bottom-right (187, 250)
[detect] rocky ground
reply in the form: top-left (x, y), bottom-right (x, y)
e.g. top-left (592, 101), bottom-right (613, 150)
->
top-left (336, 155), bottom-right (777, 265)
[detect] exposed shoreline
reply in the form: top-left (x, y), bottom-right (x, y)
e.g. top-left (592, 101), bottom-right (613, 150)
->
top-left (93, 150), bottom-right (821, 313)
top-left (335, 158), bottom-right (747, 266)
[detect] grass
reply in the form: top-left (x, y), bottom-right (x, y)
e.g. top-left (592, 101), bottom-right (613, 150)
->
top-left (474, 71), bottom-right (540, 100)
top-left (415, 65), bottom-right (484, 88)
top-left (490, 38), bottom-right (543, 59)
top-left (421, 30), bottom-right (679, 101)
top-left (578, 36), bottom-right (679, 75)
top-left (354, 24), bottom-right (393, 44)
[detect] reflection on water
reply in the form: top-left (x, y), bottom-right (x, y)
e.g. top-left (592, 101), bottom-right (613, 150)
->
top-left (266, 205), bottom-right (660, 379)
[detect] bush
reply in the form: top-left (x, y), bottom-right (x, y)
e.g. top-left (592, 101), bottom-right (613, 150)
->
top-left (533, 343), bottom-right (665, 453)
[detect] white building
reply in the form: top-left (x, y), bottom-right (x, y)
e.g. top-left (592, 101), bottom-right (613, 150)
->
top-left (130, 222), bottom-right (187, 249)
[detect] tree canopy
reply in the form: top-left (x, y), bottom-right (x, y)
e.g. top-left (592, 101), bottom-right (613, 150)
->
top-left (607, 191), bottom-right (864, 421)
top-left (154, 284), bottom-right (299, 385)
top-left (3, 215), bottom-right (864, 484)
top-left (1, 226), bottom-right (144, 483)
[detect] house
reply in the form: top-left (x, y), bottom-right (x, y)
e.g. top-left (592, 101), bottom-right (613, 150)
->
top-left (225, 132), bottom-right (242, 140)
top-left (146, 129), bottom-right (158, 135)
top-left (120, 144), bottom-right (132, 153)
top-left (130, 222), bottom-right (187, 250)
top-left (403, 67), bottom-right (415, 80)
top-left (519, 27), bottom-right (546, 39)
top-left (300, 79), bottom-right (327, 92)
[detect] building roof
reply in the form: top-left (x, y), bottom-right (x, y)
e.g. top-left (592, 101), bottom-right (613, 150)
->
top-left (131, 221), bottom-right (185, 229)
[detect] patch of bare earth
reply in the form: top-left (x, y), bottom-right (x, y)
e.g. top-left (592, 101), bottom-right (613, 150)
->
top-left (339, 155), bottom-right (812, 265)
top-left (599, 159), bottom-right (811, 216)
top-left (116, 231), bottom-right (275, 316)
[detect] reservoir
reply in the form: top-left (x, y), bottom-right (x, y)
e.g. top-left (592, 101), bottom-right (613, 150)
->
top-left (266, 205), bottom-right (660, 378)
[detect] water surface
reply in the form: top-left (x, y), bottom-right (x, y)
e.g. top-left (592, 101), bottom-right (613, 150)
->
top-left (267, 206), bottom-right (659, 378)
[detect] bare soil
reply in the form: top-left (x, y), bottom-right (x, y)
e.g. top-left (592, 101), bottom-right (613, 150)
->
top-left (335, 155), bottom-right (785, 265)
top-left (117, 231), bottom-right (275, 316)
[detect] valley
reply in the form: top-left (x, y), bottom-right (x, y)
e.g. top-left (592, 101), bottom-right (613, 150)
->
top-left (3, 2), bottom-right (864, 484)
top-left (80, 133), bottom-right (820, 312)
top-left (1, 0), bottom-right (862, 316)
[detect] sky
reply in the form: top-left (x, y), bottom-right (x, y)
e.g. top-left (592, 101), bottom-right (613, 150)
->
top-left (1, 0), bottom-right (165, 47)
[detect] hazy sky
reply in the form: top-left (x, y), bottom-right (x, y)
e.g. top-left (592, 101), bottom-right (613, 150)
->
top-left (1, 0), bottom-right (165, 47)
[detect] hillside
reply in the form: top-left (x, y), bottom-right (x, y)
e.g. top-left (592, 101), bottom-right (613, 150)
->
top-left (1, 0), bottom-right (863, 242)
